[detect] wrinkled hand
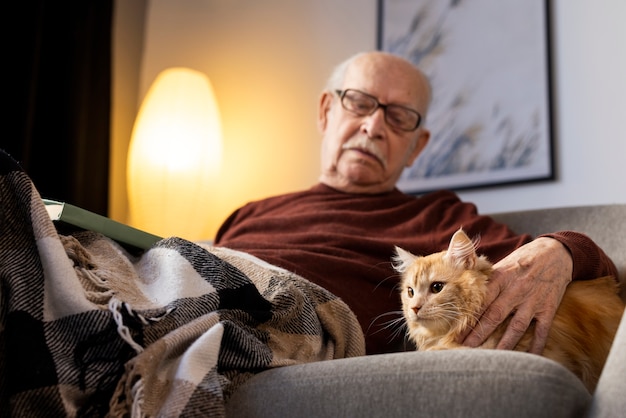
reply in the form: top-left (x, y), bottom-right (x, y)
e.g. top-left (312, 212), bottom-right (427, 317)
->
top-left (460, 237), bottom-right (573, 354)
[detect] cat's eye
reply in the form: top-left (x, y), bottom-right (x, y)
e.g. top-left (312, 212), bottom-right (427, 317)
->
top-left (407, 287), bottom-right (414, 298)
top-left (430, 282), bottom-right (445, 293)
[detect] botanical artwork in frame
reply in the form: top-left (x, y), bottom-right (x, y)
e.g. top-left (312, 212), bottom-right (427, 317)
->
top-left (378, 0), bottom-right (555, 194)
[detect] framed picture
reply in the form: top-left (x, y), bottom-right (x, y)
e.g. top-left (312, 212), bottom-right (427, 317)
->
top-left (378, 0), bottom-right (554, 194)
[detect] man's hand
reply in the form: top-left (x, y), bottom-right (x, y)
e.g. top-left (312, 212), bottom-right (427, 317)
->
top-left (460, 237), bottom-right (573, 354)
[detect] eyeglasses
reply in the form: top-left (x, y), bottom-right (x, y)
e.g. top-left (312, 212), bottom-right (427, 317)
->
top-left (335, 89), bottom-right (422, 131)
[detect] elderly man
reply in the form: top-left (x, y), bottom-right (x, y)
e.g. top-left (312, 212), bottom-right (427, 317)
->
top-left (215, 51), bottom-right (616, 355)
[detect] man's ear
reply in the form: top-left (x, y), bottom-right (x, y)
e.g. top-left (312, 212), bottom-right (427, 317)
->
top-left (406, 129), bottom-right (430, 167)
top-left (317, 91), bottom-right (334, 133)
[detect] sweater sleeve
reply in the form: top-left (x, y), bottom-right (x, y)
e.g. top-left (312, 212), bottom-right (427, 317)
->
top-left (539, 231), bottom-right (618, 281)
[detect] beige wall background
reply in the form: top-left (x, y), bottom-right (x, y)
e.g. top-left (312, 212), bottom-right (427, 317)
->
top-left (111, 0), bottom-right (626, 241)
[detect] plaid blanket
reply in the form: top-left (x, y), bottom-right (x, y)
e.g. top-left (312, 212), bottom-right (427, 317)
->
top-left (0, 150), bottom-right (365, 417)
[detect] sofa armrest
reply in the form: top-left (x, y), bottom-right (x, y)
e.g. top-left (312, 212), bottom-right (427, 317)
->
top-left (489, 204), bottom-right (626, 301)
top-left (587, 308), bottom-right (626, 416)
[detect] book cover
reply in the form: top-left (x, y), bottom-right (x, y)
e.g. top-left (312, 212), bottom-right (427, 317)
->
top-left (43, 199), bottom-right (162, 251)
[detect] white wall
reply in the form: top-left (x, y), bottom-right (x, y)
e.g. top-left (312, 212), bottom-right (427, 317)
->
top-left (127, 0), bottom-right (625, 237)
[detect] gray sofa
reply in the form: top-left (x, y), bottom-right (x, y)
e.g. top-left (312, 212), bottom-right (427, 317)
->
top-left (225, 204), bottom-right (626, 418)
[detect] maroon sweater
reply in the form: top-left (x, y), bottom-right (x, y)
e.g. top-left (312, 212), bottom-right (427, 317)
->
top-left (215, 183), bottom-right (617, 354)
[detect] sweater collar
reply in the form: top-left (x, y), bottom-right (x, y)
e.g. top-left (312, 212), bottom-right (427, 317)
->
top-left (312, 182), bottom-right (403, 198)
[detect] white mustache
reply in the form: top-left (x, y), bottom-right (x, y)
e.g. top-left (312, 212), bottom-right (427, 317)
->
top-left (342, 136), bottom-right (387, 169)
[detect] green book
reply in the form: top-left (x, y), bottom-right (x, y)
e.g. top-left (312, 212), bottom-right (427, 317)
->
top-left (43, 199), bottom-right (162, 251)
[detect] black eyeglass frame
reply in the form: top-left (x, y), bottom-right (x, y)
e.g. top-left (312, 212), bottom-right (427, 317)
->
top-left (334, 89), bottom-right (423, 131)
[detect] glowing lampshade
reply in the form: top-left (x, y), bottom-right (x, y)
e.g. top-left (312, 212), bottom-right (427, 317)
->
top-left (127, 67), bottom-right (223, 240)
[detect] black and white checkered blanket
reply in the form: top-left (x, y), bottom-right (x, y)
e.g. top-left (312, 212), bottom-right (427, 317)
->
top-left (0, 149), bottom-right (365, 417)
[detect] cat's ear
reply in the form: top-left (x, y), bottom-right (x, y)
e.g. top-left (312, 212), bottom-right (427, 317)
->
top-left (392, 246), bottom-right (416, 273)
top-left (444, 228), bottom-right (478, 269)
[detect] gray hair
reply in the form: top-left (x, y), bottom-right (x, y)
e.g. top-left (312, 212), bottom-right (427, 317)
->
top-left (323, 52), bottom-right (367, 92)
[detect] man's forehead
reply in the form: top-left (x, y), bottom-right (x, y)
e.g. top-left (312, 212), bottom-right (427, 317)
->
top-left (345, 58), bottom-right (422, 92)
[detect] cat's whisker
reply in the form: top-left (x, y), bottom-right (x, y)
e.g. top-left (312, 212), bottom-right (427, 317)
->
top-left (387, 319), bottom-right (408, 341)
top-left (366, 311), bottom-right (405, 337)
top-left (373, 274), bottom-right (402, 294)
top-left (370, 310), bottom-right (403, 323)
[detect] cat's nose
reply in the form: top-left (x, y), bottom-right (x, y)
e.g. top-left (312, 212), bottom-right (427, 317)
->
top-left (412, 306), bottom-right (421, 315)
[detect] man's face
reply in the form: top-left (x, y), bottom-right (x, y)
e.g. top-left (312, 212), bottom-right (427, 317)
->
top-left (318, 54), bottom-right (430, 194)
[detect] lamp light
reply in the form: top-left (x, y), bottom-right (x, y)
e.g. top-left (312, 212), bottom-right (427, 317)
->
top-left (127, 67), bottom-right (223, 241)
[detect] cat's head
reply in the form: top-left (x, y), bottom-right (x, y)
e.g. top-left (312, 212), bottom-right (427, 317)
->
top-left (392, 229), bottom-right (493, 339)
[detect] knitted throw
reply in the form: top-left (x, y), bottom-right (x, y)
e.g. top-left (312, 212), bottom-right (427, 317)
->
top-left (0, 150), bottom-right (365, 417)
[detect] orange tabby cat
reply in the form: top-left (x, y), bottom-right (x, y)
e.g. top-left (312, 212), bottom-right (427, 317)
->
top-left (393, 228), bottom-right (624, 392)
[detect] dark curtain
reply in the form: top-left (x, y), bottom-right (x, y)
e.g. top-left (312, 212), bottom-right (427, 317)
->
top-left (5, 0), bottom-right (113, 215)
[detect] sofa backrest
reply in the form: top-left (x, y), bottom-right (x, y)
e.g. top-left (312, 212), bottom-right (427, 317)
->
top-left (489, 204), bottom-right (626, 302)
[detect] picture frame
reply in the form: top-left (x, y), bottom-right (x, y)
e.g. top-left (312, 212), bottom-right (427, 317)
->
top-left (378, 0), bottom-right (555, 194)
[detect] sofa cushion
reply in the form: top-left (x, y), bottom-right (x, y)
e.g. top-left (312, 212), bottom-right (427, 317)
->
top-left (226, 350), bottom-right (590, 417)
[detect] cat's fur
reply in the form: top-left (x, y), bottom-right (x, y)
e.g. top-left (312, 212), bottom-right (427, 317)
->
top-left (393, 228), bottom-right (625, 392)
